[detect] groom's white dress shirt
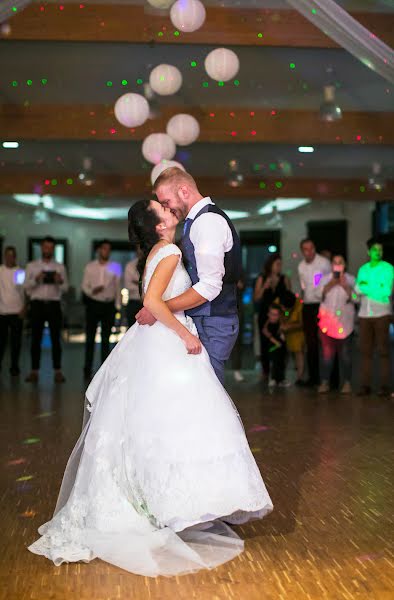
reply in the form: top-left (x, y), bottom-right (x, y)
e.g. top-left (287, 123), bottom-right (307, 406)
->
top-left (186, 197), bottom-right (233, 302)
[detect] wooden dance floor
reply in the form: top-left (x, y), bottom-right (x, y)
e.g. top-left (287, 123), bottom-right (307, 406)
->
top-left (0, 344), bottom-right (393, 600)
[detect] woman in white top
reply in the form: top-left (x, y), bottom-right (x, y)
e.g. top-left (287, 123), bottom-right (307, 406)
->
top-left (317, 255), bottom-right (356, 394)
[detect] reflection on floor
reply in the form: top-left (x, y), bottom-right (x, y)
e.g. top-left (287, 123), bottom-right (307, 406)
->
top-left (0, 344), bottom-right (393, 599)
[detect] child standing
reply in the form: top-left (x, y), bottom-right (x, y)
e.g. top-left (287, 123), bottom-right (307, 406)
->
top-left (261, 304), bottom-right (289, 387)
top-left (280, 290), bottom-right (305, 385)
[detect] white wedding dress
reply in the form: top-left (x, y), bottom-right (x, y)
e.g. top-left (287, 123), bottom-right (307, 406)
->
top-left (28, 244), bottom-right (273, 577)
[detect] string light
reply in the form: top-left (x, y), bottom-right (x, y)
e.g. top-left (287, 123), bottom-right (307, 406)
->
top-left (190, 61), bottom-right (197, 67)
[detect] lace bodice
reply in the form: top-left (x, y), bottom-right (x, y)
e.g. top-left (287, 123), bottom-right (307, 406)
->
top-left (143, 244), bottom-right (192, 301)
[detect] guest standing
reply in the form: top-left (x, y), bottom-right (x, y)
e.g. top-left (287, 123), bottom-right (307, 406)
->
top-left (0, 247), bottom-right (26, 376)
top-left (298, 239), bottom-right (331, 386)
top-left (82, 240), bottom-right (121, 379)
top-left (317, 255), bottom-right (356, 394)
top-left (355, 238), bottom-right (394, 397)
top-left (254, 255), bottom-right (290, 380)
top-left (261, 304), bottom-right (289, 388)
top-left (280, 290), bottom-right (305, 385)
top-left (124, 256), bottom-right (142, 328)
top-left (24, 236), bottom-right (68, 383)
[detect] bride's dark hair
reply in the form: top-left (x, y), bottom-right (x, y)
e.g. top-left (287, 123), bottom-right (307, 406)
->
top-left (128, 199), bottom-right (161, 277)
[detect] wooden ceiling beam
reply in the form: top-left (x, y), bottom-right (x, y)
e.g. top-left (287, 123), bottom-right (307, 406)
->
top-left (1, 104), bottom-right (393, 144)
top-left (1, 173), bottom-right (393, 200)
top-left (3, 4), bottom-right (394, 48)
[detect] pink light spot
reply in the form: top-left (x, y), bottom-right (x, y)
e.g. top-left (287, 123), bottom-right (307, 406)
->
top-left (251, 130), bottom-right (257, 136)
top-left (271, 110), bottom-right (277, 116)
top-left (250, 111), bottom-right (255, 117)
top-left (110, 128), bottom-right (116, 134)
top-left (231, 131), bottom-right (237, 136)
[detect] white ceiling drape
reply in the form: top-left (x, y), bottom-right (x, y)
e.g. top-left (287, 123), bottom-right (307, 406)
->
top-left (286, 0), bottom-right (394, 84)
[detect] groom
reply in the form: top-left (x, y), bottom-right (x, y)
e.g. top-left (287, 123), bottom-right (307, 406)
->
top-left (136, 167), bottom-right (242, 385)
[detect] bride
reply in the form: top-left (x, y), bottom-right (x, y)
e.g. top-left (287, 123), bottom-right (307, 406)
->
top-left (28, 199), bottom-right (273, 577)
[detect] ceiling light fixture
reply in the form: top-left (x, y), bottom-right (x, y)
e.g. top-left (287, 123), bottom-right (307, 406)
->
top-left (319, 85), bottom-right (342, 122)
top-left (298, 146), bottom-right (314, 153)
top-left (2, 141), bottom-right (19, 149)
top-left (368, 162), bottom-right (386, 191)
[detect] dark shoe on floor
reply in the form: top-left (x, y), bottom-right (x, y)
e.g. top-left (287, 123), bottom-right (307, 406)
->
top-left (10, 367), bottom-right (20, 377)
top-left (25, 371), bottom-right (39, 383)
top-left (377, 386), bottom-right (390, 397)
top-left (54, 371), bottom-right (66, 383)
top-left (357, 385), bottom-right (371, 396)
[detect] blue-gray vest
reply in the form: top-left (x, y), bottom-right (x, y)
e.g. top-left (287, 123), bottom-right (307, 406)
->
top-left (181, 204), bottom-right (242, 317)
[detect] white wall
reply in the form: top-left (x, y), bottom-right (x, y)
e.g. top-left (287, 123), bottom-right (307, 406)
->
top-left (0, 199), bottom-right (374, 291)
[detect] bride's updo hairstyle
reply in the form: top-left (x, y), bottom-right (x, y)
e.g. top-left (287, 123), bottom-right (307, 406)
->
top-left (128, 199), bottom-right (161, 277)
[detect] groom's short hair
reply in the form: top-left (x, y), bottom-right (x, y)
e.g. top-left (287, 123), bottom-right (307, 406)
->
top-left (153, 167), bottom-right (197, 193)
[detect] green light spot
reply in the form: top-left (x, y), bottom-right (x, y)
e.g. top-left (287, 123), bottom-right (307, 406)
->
top-left (157, 31), bottom-right (163, 37)
top-left (290, 63), bottom-right (296, 70)
top-left (257, 33), bottom-right (263, 38)
top-left (174, 30), bottom-right (180, 36)
top-left (106, 81), bottom-right (113, 87)
top-left (66, 178), bottom-right (73, 185)
top-left (285, 311), bottom-right (289, 317)
top-left (41, 78), bottom-right (48, 85)
top-left (190, 61), bottom-right (197, 67)
top-left (218, 81), bottom-right (224, 87)
top-left (269, 163), bottom-right (276, 171)
top-left (336, 310), bottom-right (342, 316)
top-left (302, 83), bottom-right (308, 90)
top-left (202, 82), bottom-right (209, 88)
top-left (12, 81), bottom-right (18, 87)
top-left (312, 8), bottom-right (317, 15)
top-left (275, 181), bottom-right (283, 189)
top-left (352, 293), bottom-right (358, 300)
top-left (234, 79), bottom-right (240, 86)
top-left (12, 7), bottom-right (17, 12)
top-left (121, 79), bottom-right (128, 86)
top-left (360, 185), bottom-right (366, 192)
top-left (27, 79), bottom-right (33, 86)
top-left (136, 78), bottom-right (143, 85)
top-left (51, 179), bottom-right (57, 186)
top-left (259, 181), bottom-right (266, 189)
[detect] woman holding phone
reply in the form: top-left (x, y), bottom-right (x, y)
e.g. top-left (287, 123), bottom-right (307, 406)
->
top-left (317, 255), bottom-right (357, 394)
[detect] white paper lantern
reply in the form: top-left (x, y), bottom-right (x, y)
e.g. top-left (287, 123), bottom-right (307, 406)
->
top-left (142, 133), bottom-right (176, 165)
top-left (114, 93), bottom-right (150, 128)
top-left (170, 0), bottom-right (206, 33)
top-left (166, 114), bottom-right (200, 146)
top-left (151, 160), bottom-right (185, 184)
top-left (204, 48), bottom-right (240, 82)
top-left (149, 64), bottom-right (182, 96)
top-left (147, 0), bottom-right (175, 8)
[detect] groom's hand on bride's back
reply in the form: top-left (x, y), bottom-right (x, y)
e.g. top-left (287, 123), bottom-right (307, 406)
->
top-left (136, 307), bottom-right (157, 326)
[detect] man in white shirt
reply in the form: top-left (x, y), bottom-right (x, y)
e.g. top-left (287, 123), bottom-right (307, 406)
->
top-left (137, 167), bottom-right (242, 385)
top-left (124, 256), bottom-right (142, 328)
top-left (24, 236), bottom-right (68, 383)
top-left (81, 239), bottom-right (121, 379)
top-left (0, 246), bottom-right (26, 376)
top-left (298, 238), bottom-right (331, 386)
top-left (355, 237), bottom-right (394, 397)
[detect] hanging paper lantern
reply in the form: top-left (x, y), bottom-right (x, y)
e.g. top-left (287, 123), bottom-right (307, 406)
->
top-left (204, 48), bottom-right (240, 82)
top-left (147, 0), bottom-right (175, 8)
top-left (142, 133), bottom-right (176, 165)
top-left (170, 0), bottom-right (206, 33)
top-left (166, 114), bottom-right (200, 146)
top-left (114, 93), bottom-right (150, 128)
top-left (149, 64), bottom-right (183, 96)
top-left (151, 160), bottom-right (185, 184)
